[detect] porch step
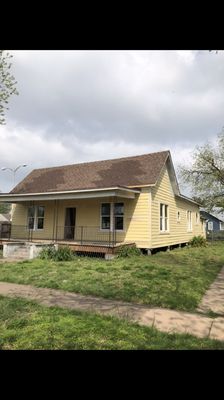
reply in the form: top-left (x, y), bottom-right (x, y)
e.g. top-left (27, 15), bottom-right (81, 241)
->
top-left (7, 246), bottom-right (30, 260)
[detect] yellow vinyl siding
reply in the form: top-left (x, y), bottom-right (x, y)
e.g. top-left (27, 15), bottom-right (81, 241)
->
top-left (124, 189), bottom-right (151, 248)
top-left (11, 203), bottom-right (28, 239)
top-left (11, 201), bottom-right (55, 240)
top-left (151, 166), bottom-right (205, 248)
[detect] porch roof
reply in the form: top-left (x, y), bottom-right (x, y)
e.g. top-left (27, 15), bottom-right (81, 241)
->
top-left (0, 186), bottom-right (140, 203)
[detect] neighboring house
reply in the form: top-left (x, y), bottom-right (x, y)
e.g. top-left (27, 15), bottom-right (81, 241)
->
top-left (200, 210), bottom-right (224, 232)
top-left (0, 151), bottom-right (205, 257)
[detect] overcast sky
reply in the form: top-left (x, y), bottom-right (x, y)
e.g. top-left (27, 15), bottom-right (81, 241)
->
top-left (0, 50), bottom-right (223, 193)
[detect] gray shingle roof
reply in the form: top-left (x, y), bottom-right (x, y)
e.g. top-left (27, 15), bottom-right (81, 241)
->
top-left (10, 150), bottom-right (170, 194)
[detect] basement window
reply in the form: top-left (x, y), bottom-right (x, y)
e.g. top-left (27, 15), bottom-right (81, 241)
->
top-left (27, 206), bottom-right (45, 230)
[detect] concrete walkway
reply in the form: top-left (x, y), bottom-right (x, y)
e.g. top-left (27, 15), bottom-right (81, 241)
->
top-left (198, 267), bottom-right (224, 316)
top-left (0, 281), bottom-right (224, 341)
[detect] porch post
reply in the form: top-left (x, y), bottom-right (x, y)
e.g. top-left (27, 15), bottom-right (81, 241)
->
top-left (52, 200), bottom-right (56, 241)
top-left (112, 197), bottom-right (116, 245)
top-left (114, 197), bottom-right (117, 245)
top-left (111, 198), bottom-right (114, 245)
top-left (55, 200), bottom-right (59, 242)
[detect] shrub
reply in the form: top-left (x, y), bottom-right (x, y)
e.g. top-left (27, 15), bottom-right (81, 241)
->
top-left (53, 246), bottom-right (74, 261)
top-left (39, 246), bottom-right (57, 260)
top-left (39, 246), bottom-right (74, 261)
top-left (117, 245), bottom-right (142, 258)
top-left (188, 236), bottom-right (207, 247)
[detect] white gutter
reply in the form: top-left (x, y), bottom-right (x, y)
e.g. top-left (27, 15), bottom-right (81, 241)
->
top-left (0, 187), bottom-right (140, 202)
top-left (0, 186), bottom-right (140, 197)
top-left (176, 194), bottom-right (201, 206)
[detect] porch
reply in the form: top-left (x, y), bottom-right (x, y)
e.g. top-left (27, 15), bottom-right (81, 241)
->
top-left (0, 186), bottom-right (140, 257)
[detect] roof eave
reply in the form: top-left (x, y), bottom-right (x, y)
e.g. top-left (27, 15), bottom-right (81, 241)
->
top-left (0, 186), bottom-right (140, 202)
top-left (176, 194), bottom-right (201, 206)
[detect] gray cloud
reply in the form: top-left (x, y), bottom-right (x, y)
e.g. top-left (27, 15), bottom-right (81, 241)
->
top-left (0, 50), bottom-right (224, 192)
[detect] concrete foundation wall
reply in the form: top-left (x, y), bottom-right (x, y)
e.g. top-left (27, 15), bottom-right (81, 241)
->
top-left (3, 242), bottom-right (57, 259)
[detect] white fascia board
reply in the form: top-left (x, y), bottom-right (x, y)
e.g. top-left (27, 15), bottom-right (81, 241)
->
top-left (176, 194), bottom-right (201, 206)
top-left (0, 188), bottom-right (137, 202)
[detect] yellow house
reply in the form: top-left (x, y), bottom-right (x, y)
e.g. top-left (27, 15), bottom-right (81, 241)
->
top-left (0, 150), bottom-right (205, 257)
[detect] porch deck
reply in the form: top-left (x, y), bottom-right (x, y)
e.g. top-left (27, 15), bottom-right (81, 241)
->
top-left (0, 224), bottom-right (136, 257)
top-left (0, 237), bottom-right (136, 256)
top-left (57, 240), bottom-right (135, 255)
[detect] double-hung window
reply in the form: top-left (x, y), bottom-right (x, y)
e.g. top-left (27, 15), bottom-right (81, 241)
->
top-left (28, 206), bottom-right (35, 229)
top-left (101, 203), bottom-right (111, 230)
top-left (187, 210), bottom-right (192, 231)
top-left (101, 202), bottom-right (124, 231)
top-left (160, 204), bottom-right (168, 232)
top-left (27, 206), bottom-right (45, 230)
top-left (114, 203), bottom-right (124, 230)
top-left (37, 206), bottom-right (45, 229)
top-left (196, 212), bottom-right (199, 225)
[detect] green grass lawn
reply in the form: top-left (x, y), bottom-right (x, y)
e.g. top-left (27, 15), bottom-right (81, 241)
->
top-left (0, 242), bottom-right (223, 312)
top-left (0, 296), bottom-right (223, 350)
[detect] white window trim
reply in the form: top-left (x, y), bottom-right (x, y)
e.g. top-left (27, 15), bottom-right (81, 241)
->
top-left (177, 210), bottom-right (181, 223)
top-left (195, 212), bottom-right (199, 225)
top-left (100, 202), bottom-right (111, 232)
top-left (187, 210), bottom-right (192, 232)
top-left (27, 205), bottom-right (45, 231)
top-left (159, 203), bottom-right (169, 233)
top-left (100, 202), bottom-right (125, 232)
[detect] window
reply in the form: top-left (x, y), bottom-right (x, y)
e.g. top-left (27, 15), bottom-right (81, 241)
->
top-left (27, 206), bottom-right (45, 230)
top-left (28, 206), bottom-right (35, 229)
top-left (101, 202), bottom-right (124, 231)
top-left (37, 206), bottom-right (45, 229)
top-left (101, 203), bottom-right (111, 230)
top-left (114, 202), bottom-right (124, 230)
top-left (187, 210), bottom-right (192, 231)
top-left (177, 211), bottom-right (181, 222)
top-left (196, 212), bottom-right (199, 224)
top-left (160, 204), bottom-right (168, 232)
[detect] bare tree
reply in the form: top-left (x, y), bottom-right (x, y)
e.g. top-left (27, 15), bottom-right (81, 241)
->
top-left (179, 131), bottom-right (224, 213)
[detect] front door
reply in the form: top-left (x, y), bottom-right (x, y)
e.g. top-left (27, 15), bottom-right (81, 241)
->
top-left (64, 208), bottom-right (76, 240)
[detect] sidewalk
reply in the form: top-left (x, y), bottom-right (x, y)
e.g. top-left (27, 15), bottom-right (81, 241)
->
top-left (0, 281), bottom-right (224, 341)
top-left (198, 267), bottom-right (224, 315)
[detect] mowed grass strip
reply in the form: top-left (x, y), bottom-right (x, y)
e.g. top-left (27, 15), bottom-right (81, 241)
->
top-left (0, 296), bottom-right (224, 350)
top-left (0, 243), bottom-right (223, 312)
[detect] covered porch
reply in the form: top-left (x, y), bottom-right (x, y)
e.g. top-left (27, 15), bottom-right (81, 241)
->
top-left (0, 186), bottom-right (140, 254)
